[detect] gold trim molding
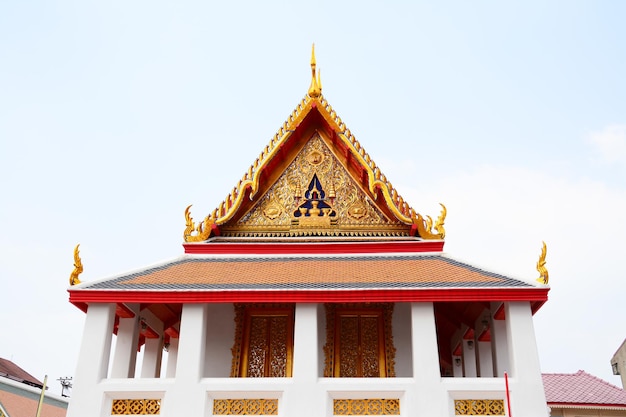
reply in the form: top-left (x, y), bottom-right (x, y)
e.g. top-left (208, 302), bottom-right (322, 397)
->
top-left (333, 399), bottom-right (400, 415)
top-left (454, 399), bottom-right (505, 415)
top-left (213, 399), bottom-right (278, 415)
top-left (111, 399), bottom-right (161, 415)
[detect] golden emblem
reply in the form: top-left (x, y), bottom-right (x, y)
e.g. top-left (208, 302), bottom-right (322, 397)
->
top-left (347, 201), bottom-right (367, 220)
top-left (69, 244), bottom-right (83, 286)
top-left (536, 241), bottom-right (549, 284)
top-left (263, 201), bottom-right (283, 220)
top-left (307, 150), bottom-right (324, 166)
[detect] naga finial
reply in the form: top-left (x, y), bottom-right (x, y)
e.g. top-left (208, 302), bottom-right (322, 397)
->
top-left (536, 241), bottom-right (549, 284)
top-left (183, 204), bottom-right (214, 242)
top-left (307, 43), bottom-right (322, 98)
top-left (69, 244), bottom-right (83, 286)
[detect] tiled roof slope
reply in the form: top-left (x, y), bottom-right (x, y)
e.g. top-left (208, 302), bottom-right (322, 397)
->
top-left (0, 381), bottom-right (67, 417)
top-left (0, 358), bottom-right (43, 388)
top-left (543, 370), bottom-right (626, 407)
top-left (79, 254), bottom-right (533, 291)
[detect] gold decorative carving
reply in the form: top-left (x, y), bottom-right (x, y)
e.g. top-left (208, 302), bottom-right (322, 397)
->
top-left (213, 399), bottom-right (278, 415)
top-left (230, 304), bottom-right (294, 378)
top-left (308, 44), bottom-right (322, 99)
top-left (69, 244), bottom-right (83, 286)
top-left (536, 241), bottom-right (549, 284)
top-left (454, 399), bottom-right (505, 415)
top-left (412, 203), bottom-right (446, 240)
top-left (186, 47), bottom-right (444, 237)
top-left (262, 199), bottom-right (284, 221)
top-left (111, 399), bottom-right (161, 415)
top-left (231, 135), bottom-right (402, 237)
top-left (183, 205), bottom-right (214, 242)
top-left (333, 399), bottom-right (400, 415)
top-left (323, 303), bottom-right (395, 378)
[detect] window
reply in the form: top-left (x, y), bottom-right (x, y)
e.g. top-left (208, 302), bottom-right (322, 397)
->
top-left (324, 304), bottom-right (395, 377)
top-left (231, 304), bottom-right (294, 377)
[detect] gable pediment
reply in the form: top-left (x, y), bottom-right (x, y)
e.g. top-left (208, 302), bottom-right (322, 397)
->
top-left (183, 48), bottom-right (446, 243)
top-left (221, 133), bottom-right (406, 237)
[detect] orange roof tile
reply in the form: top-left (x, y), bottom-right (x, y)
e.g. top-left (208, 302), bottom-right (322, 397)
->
top-left (81, 254), bottom-right (532, 291)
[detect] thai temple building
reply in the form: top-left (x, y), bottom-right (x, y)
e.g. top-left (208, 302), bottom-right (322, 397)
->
top-left (66, 47), bottom-right (551, 417)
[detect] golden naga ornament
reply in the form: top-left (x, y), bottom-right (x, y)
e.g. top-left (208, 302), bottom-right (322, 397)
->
top-left (412, 203), bottom-right (446, 240)
top-left (184, 205), bottom-right (214, 242)
top-left (536, 241), bottom-right (549, 284)
top-left (69, 244), bottom-right (83, 286)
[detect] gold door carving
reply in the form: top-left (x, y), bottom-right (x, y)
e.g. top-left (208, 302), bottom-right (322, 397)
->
top-left (231, 304), bottom-right (294, 377)
top-left (324, 303), bottom-right (395, 377)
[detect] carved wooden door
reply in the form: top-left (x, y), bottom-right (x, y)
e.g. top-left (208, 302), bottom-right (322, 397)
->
top-left (238, 306), bottom-right (294, 377)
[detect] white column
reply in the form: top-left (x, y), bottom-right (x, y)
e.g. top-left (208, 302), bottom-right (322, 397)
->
top-left (160, 304), bottom-right (209, 416)
top-left (111, 312), bottom-right (140, 378)
top-left (462, 339), bottom-right (477, 377)
top-left (141, 337), bottom-right (164, 378)
top-left (284, 303), bottom-right (323, 417)
top-left (66, 303), bottom-right (115, 417)
top-left (411, 303), bottom-right (446, 416)
top-left (491, 302), bottom-right (509, 377)
top-left (452, 356), bottom-right (463, 377)
top-left (505, 302), bottom-right (549, 417)
top-left (478, 341), bottom-right (494, 377)
top-left (165, 338), bottom-right (179, 378)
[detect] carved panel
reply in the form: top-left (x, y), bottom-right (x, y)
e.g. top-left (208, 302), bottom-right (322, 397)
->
top-left (230, 304), bottom-right (294, 378)
top-left (454, 400), bottom-right (505, 415)
top-left (231, 135), bottom-right (402, 236)
top-left (333, 399), bottom-right (400, 415)
top-left (324, 303), bottom-right (395, 377)
top-left (213, 399), bottom-right (278, 415)
top-left (111, 399), bottom-right (161, 415)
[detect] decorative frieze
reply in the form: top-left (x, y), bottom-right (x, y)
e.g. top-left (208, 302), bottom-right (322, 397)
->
top-left (454, 399), bottom-right (505, 415)
top-left (111, 399), bottom-right (161, 415)
top-left (333, 399), bottom-right (400, 415)
top-left (213, 399), bottom-right (278, 415)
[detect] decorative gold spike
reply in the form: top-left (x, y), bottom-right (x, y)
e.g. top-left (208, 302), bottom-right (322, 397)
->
top-left (307, 44), bottom-right (322, 98)
top-left (412, 203), bottom-right (447, 240)
top-left (536, 241), bottom-right (549, 284)
top-left (434, 203), bottom-right (447, 239)
top-left (184, 205), bottom-right (214, 242)
top-left (69, 244), bottom-right (83, 286)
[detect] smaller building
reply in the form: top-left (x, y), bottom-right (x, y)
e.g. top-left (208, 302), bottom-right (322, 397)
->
top-left (543, 370), bottom-right (626, 416)
top-left (0, 358), bottom-right (68, 417)
top-left (612, 339), bottom-right (626, 389)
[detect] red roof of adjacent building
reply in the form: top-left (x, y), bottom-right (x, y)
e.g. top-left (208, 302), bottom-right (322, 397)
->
top-left (542, 370), bottom-right (626, 409)
top-left (0, 358), bottom-right (43, 388)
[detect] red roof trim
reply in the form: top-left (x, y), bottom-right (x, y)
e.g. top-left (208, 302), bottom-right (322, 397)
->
top-left (70, 287), bottom-right (548, 305)
top-left (183, 240), bottom-right (445, 255)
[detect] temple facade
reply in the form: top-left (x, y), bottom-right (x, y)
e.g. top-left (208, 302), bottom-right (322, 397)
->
top-left (66, 48), bottom-right (550, 417)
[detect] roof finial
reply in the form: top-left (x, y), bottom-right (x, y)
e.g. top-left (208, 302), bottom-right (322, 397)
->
top-left (308, 43), bottom-right (322, 98)
top-left (69, 244), bottom-right (83, 286)
top-left (536, 241), bottom-right (549, 284)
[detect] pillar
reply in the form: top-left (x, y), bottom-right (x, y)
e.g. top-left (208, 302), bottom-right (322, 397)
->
top-left (66, 303), bottom-right (115, 417)
top-left (505, 302), bottom-right (549, 417)
top-left (111, 307), bottom-right (140, 378)
top-left (411, 303), bottom-right (445, 415)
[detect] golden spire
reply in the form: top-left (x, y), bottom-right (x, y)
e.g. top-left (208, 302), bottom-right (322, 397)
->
top-left (69, 244), bottom-right (83, 286)
top-left (536, 241), bottom-right (549, 284)
top-left (308, 43), bottom-right (322, 98)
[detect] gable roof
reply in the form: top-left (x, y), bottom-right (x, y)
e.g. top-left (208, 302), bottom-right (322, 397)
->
top-left (183, 46), bottom-right (445, 243)
top-left (543, 370), bottom-right (626, 409)
top-left (0, 358), bottom-right (43, 389)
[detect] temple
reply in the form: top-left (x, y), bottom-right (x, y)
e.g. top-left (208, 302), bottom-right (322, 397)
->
top-left (66, 46), bottom-right (550, 417)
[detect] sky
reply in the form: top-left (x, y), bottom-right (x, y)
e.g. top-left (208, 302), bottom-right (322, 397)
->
top-left (1, 1), bottom-right (626, 396)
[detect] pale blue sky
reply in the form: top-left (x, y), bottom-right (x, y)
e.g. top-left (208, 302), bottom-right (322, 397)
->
top-left (1, 1), bottom-right (625, 395)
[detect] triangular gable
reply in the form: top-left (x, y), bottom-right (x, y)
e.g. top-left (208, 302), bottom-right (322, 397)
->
top-left (184, 46), bottom-right (445, 242)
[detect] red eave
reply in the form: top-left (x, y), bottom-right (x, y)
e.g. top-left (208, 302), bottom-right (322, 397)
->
top-left (69, 287), bottom-right (548, 305)
top-left (183, 240), bottom-right (445, 255)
